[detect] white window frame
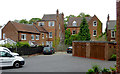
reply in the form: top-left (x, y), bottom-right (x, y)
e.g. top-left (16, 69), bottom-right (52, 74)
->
top-left (93, 21), bottom-right (97, 26)
top-left (36, 35), bottom-right (39, 40)
top-left (42, 33), bottom-right (44, 39)
top-left (21, 34), bottom-right (26, 40)
top-left (59, 24), bottom-right (60, 29)
top-left (49, 41), bottom-right (53, 47)
top-left (31, 35), bottom-right (34, 40)
top-left (93, 30), bottom-right (97, 36)
top-left (72, 21), bottom-right (77, 26)
top-left (48, 21), bottom-right (54, 26)
top-left (46, 34), bottom-right (47, 38)
top-left (3, 33), bottom-right (5, 39)
top-left (72, 30), bottom-right (76, 35)
top-left (42, 42), bottom-right (44, 45)
top-left (49, 32), bottom-right (52, 38)
top-left (38, 22), bottom-right (44, 26)
top-left (111, 30), bottom-right (115, 38)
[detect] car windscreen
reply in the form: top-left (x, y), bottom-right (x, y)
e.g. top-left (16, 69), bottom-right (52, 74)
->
top-left (44, 47), bottom-right (50, 50)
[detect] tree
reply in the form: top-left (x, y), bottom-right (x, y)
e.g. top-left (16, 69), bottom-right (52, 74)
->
top-left (29, 18), bottom-right (41, 24)
top-left (19, 19), bottom-right (29, 24)
top-left (77, 12), bottom-right (90, 17)
top-left (14, 19), bottom-right (20, 23)
top-left (64, 29), bottom-right (71, 45)
top-left (77, 17), bottom-right (91, 41)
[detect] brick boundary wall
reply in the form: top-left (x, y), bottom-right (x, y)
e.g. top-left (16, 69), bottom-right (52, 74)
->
top-left (116, 0), bottom-right (120, 73)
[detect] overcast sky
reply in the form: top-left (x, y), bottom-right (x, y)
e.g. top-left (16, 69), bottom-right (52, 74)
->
top-left (0, 0), bottom-right (116, 32)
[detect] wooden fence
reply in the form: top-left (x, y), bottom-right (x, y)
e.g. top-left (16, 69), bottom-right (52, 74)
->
top-left (8, 46), bottom-right (44, 55)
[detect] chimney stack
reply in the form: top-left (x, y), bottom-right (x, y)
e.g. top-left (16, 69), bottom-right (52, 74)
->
top-left (116, 0), bottom-right (120, 73)
top-left (56, 9), bottom-right (59, 15)
top-left (107, 14), bottom-right (110, 21)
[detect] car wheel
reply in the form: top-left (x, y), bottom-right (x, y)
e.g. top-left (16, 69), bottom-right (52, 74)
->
top-left (67, 51), bottom-right (69, 53)
top-left (14, 62), bottom-right (20, 68)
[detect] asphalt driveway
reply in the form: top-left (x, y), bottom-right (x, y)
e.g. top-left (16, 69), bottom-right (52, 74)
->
top-left (2, 52), bottom-right (116, 72)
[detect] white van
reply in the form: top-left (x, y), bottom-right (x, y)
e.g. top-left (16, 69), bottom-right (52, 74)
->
top-left (0, 47), bottom-right (19, 56)
top-left (0, 50), bottom-right (25, 68)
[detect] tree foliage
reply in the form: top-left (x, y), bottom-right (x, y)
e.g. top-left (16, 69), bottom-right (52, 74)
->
top-left (19, 19), bottom-right (29, 24)
top-left (77, 17), bottom-right (91, 41)
top-left (29, 18), bottom-right (41, 24)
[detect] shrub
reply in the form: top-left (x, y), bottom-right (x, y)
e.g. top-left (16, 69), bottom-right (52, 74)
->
top-left (92, 65), bottom-right (101, 72)
top-left (2, 43), bottom-right (12, 48)
top-left (111, 54), bottom-right (116, 59)
top-left (87, 69), bottom-right (94, 74)
top-left (102, 68), bottom-right (110, 72)
top-left (110, 67), bottom-right (116, 71)
top-left (16, 42), bottom-right (30, 48)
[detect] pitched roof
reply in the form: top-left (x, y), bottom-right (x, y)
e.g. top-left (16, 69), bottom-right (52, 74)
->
top-left (0, 26), bottom-right (2, 28)
top-left (67, 17), bottom-right (92, 27)
top-left (42, 14), bottom-right (62, 21)
top-left (107, 20), bottom-right (116, 30)
top-left (33, 25), bottom-right (48, 33)
top-left (10, 21), bottom-right (40, 34)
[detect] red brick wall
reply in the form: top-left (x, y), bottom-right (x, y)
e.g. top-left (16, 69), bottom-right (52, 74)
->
top-left (116, 0), bottom-right (120, 73)
top-left (67, 16), bottom-right (102, 41)
top-left (19, 32), bottom-right (41, 45)
top-left (107, 30), bottom-right (116, 41)
top-left (2, 21), bottom-right (18, 41)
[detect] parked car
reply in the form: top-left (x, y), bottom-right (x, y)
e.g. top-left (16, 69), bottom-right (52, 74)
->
top-left (67, 46), bottom-right (72, 53)
top-left (0, 49), bottom-right (25, 68)
top-left (0, 47), bottom-right (19, 56)
top-left (43, 47), bottom-right (55, 54)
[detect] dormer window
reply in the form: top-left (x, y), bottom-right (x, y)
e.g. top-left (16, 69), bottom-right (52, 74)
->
top-left (72, 21), bottom-right (77, 26)
top-left (38, 22), bottom-right (44, 26)
top-left (93, 21), bottom-right (97, 26)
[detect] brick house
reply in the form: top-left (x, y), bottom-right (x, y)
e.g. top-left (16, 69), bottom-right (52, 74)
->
top-left (106, 14), bottom-right (116, 42)
top-left (35, 9), bottom-right (65, 46)
top-left (2, 10), bottom-right (65, 47)
top-left (2, 21), bottom-right (42, 45)
top-left (66, 15), bottom-right (102, 41)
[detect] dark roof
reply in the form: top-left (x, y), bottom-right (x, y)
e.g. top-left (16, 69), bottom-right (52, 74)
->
top-left (67, 17), bottom-right (92, 27)
top-left (107, 20), bottom-right (116, 30)
top-left (73, 41), bottom-right (117, 44)
top-left (33, 25), bottom-right (48, 33)
top-left (10, 21), bottom-right (40, 34)
top-left (0, 26), bottom-right (2, 28)
top-left (42, 14), bottom-right (62, 21)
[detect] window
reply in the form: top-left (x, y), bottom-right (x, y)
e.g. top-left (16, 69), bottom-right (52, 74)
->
top-left (111, 30), bottom-right (115, 38)
top-left (42, 33), bottom-right (44, 39)
top-left (38, 22), bottom-right (44, 26)
top-left (3, 33), bottom-right (5, 39)
top-left (0, 51), bottom-right (12, 57)
top-left (72, 21), bottom-right (77, 26)
top-left (31, 35), bottom-right (34, 40)
top-left (72, 30), bottom-right (76, 35)
top-left (46, 34), bottom-right (47, 38)
top-left (59, 24), bottom-right (60, 29)
top-left (59, 32), bottom-right (61, 37)
top-left (36, 35), bottom-right (39, 40)
top-left (93, 30), bottom-right (97, 36)
top-left (21, 34), bottom-right (26, 40)
top-left (93, 21), bottom-right (97, 26)
top-left (46, 41), bottom-right (49, 46)
top-left (48, 21), bottom-right (54, 26)
top-left (49, 32), bottom-right (52, 38)
top-left (42, 42), bottom-right (44, 46)
top-left (49, 41), bottom-right (53, 47)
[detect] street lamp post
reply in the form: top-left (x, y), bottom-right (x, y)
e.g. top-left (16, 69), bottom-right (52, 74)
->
top-left (116, 0), bottom-right (120, 73)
